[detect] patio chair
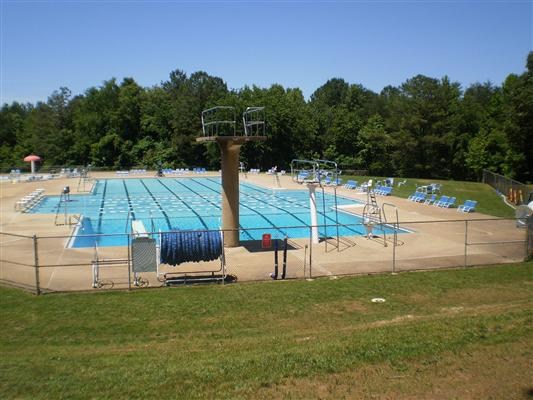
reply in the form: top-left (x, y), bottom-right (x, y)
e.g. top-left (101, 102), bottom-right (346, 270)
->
top-left (359, 179), bottom-right (373, 192)
top-left (408, 192), bottom-right (423, 201)
top-left (434, 195), bottom-right (449, 207)
top-left (457, 200), bottom-right (477, 213)
top-left (440, 197), bottom-right (456, 208)
top-left (423, 194), bottom-right (437, 205)
top-left (413, 193), bottom-right (427, 203)
top-left (344, 180), bottom-right (357, 190)
top-left (382, 186), bottom-right (392, 196)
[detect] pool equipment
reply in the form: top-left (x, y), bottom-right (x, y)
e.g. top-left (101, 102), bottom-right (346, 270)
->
top-left (198, 106), bottom-right (267, 247)
top-left (54, 186), bottom-right (78, 226)
top-left (271, 239), bottom-right (279, 280)
top-left (160, 229), bottom-right (222, 265)
top-left (281, 236), bottom-right (288, 279)
top-left (381, 203), bottom-right (400, 273)
top-left (291, 159), bottom-right (341, 249)
top-left (516, 203), bottom-right (533, 228)
top-left (242, 106), bottom-right (265, 136)
top-left (159, 229), bottom-right (227, 285)
top-left (77, 164), bottom-right (92, 192)
top-left (131, 220), bottom-right (156, 287)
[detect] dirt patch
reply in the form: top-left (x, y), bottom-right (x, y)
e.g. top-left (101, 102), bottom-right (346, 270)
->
top-left (309, 300), bottom-right (368, 316)
top-left (255, 340), bottom-right (533, 399)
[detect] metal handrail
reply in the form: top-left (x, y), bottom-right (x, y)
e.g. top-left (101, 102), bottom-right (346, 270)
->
top-left (242, 106), bottom-right (265, 136)
top-left (382, 203), bottom-right (399, 272)
top-left (201, 106), bottom-right (236, 137)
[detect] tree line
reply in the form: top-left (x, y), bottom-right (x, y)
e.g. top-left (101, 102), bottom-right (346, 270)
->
top-left (1, 52), bottom-right (531, 183)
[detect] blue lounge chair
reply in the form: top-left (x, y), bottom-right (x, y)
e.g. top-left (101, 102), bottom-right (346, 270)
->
top-left (344, 180), bottom-right (357, 190)
top-left (409, 192), bottom-right (425, 202)
top-left (408, 192), bottom-right (423, 201)
top-left (434, 196), bottom-right (449, 207)
top-left (423, 194), bottom-right (437, 205)
top-left (298, 171), bottom-right (310, 180)
top-left (457, 200), bottom-right (477, 213)
top-left (414, 193), bottom-right (426, 202)
top-left (376, 186), bottom-right (392, 196)
top-left (441, 196), bottom-right (456, 208)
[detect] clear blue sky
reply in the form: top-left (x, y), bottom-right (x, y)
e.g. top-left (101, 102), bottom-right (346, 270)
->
top-left (1, 1), bottom-right (532, 104)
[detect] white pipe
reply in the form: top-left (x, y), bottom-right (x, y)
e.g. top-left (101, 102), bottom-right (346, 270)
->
top-left (307, 183), bottom-right (319, 244)
top-left (31, 160), bottom-right (35, 174)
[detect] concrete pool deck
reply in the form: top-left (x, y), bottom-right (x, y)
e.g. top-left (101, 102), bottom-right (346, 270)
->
top-left (0, 171), bottom-right (526, 292)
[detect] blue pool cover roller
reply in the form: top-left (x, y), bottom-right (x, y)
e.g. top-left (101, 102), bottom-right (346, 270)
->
top-left (160, 228), bottom-right (222, 266)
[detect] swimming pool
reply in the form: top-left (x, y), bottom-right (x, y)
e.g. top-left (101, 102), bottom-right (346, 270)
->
top-left (30, 178), bottom-right (394, 247)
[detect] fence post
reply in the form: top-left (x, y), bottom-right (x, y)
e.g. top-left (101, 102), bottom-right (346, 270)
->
top-left (309, 226), bottom-right (313, 279)
top-left (525, 216), bottom-right (533, 261)
top-left (33, 234), bottom-right (41, 295)
top-left (464, 220), bottom-right (468, 268)
top-left (127, 232), bottom-right (131, 291)
top-left (392, 224), bottom-right (398, 275)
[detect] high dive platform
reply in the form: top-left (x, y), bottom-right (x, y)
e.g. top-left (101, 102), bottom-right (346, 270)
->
top-left (197, 106), bottom-right (266, 247)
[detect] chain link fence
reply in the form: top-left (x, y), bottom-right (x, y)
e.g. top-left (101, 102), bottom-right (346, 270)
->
top-left (483, 170), bottom-right (532, 205)
top-left (0, 218), bottom-right (530, 295)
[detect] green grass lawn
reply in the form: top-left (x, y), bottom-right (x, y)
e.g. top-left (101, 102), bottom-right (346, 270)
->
top-left (342, 175), bottom-right (516, 218)
top-left (1, 262), bottom-right (532, 399)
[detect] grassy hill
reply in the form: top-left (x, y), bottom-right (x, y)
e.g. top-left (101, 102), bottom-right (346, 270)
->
top-left (1, 261), bottom-right (532, 399)
top-left (342, 175), bottom-right (516, 218)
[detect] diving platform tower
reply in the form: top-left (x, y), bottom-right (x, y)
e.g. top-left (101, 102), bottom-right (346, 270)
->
top-left (197, 106), bottom-right (266, 247)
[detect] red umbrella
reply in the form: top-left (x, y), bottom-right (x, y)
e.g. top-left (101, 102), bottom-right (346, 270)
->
top-left (23, 154), bottom-right (41, 174)
top-left (24, 154), bottom-right (41, 162)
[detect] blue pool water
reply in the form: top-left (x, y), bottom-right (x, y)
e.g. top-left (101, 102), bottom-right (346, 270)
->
top-left (30, 178), bottom-right (395, 248)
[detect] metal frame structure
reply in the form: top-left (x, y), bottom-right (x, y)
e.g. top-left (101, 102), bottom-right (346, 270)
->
top-left (157, 229), bottom-right (227, 286)
top-left (77, 164), bottom-right (92, 192)
top-left (381, 203), bottom-right (400, 272)
top-left (290, 159), bottom-right (341, 251)
top-left (242, 106), bottom-right (265, 136)
top-left (201, 106), bottom-right (236, 137)
top-left (200, 106), bottom-right (266, 138)
top-left (1, 216), bottom-right (529, 295)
